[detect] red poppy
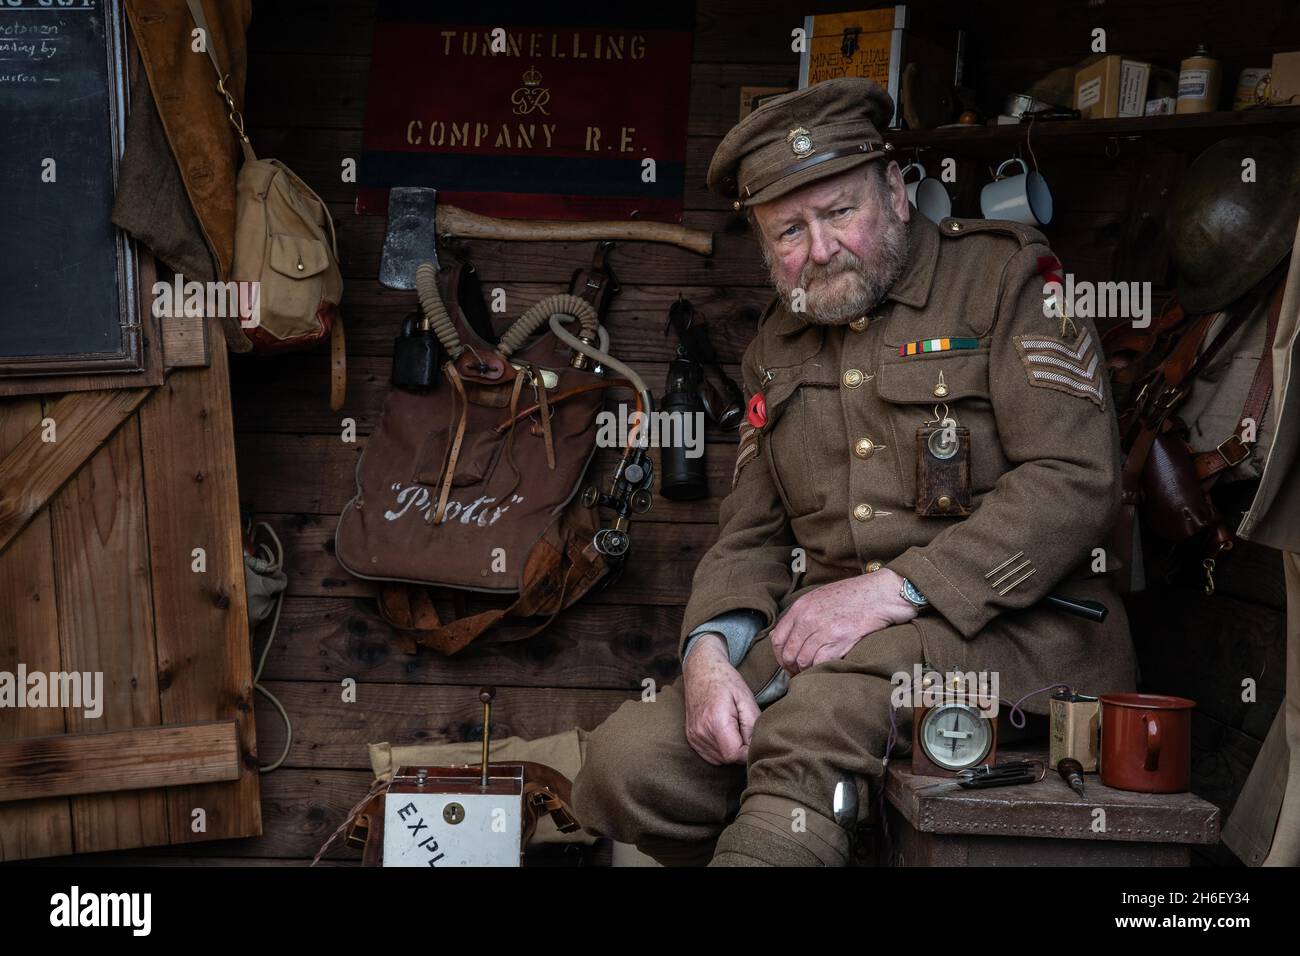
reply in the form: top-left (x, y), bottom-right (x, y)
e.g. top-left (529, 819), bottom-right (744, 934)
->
top-left (746, 392), bottom-right (767, 429)
top-left (1036, 255), bottom-right (1063, 287)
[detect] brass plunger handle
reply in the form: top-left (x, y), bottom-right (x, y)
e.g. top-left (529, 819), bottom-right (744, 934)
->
top-left (479, 687), bottom-right (495, 788)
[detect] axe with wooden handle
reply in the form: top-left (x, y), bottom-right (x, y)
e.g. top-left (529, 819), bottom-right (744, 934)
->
top-left (378, 186), bottom-right (712, 289)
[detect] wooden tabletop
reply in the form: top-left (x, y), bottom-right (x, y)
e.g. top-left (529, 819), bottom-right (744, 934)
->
top-left (885, 748), bottom-right (1220, 845)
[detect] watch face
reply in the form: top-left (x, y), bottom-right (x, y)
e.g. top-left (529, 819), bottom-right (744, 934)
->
top-left (919, 703), bottom-right (993, 771)
top-left (903, 578), bottom-right (927, 606)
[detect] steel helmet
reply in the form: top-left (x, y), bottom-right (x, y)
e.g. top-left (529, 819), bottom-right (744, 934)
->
top-left (1167, 135), bottom-right (1300, 313)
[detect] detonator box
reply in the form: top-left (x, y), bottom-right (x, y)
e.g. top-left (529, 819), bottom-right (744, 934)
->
top-left (383, 765), bottom-right (525, 867)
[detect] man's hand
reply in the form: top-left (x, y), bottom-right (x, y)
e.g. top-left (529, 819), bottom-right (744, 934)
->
top-left (769, 568), bottom-right (917, 674)
top-left (683, 633), bottom-right (760, 766)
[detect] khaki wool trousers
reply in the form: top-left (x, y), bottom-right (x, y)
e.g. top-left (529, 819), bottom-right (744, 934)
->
top-left (572, 622), bottom-right (925, 866)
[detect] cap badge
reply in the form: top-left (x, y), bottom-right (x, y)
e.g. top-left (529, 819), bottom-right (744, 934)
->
top-left (787, 127), bottom-right (814, 157)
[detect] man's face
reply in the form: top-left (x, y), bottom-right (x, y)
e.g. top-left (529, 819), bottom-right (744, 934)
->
top-left (752, 162), bottom-right (913, 324)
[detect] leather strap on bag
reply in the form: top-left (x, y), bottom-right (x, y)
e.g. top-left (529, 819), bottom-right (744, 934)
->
top-left (377, 509), bottom-right (611, 656)
top-left (432, 363), bottom-right (471, 524)
top-left (569, 242), bottom-right (621, 319)
top-left (185, 0), bottom-right (254, 159)
top-left (518, 761), bottom-right (582, 845)
top-left (329, 316), bottom-right (347, 411)
top-left (1192, 275), bottom-right (1287, 481)
top-left (1114, 310), bottom-right (1222, 591)
top-left (494, 377), bottom-right (634, 433)
top-left (1103, 299), bottom-right (1191, 384)
top-left (1112, 267), bottom-right (1289, 590)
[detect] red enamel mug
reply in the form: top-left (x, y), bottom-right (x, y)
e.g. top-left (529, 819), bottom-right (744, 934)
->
top-left (1099, 693), bottom-right (1195, 793)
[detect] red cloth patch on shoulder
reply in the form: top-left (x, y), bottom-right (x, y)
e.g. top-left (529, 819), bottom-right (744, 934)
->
top-left (1036, 255), bottom-right (1063, 287)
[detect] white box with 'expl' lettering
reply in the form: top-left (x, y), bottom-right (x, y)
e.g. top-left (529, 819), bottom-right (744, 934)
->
top-left (383, 765), bottom-right (524, 867)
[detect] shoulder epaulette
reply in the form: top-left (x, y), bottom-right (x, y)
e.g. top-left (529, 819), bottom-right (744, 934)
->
top-left (936, 217), bottom-right (1048, 249)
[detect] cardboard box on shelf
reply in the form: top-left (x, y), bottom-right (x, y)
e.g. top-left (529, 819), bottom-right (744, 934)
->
top-left (1074, 55), bottom-right (1152, 119)
top-left (1269, 51), bottom-right (1300, 106)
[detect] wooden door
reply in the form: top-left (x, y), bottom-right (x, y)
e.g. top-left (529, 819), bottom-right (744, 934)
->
top-left (0, 317), bottom-right (261, 860)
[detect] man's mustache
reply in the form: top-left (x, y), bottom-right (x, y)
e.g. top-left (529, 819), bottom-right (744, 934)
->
top-left (801, 252), bottom-right (866, 287)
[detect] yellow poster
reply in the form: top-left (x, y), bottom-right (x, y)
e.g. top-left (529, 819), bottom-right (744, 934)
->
top-left (799, 6), bottom-right (906, 122)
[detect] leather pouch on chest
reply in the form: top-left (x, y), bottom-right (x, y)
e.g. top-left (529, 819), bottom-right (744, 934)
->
top-left (915, 423), bottom-right (972, 516)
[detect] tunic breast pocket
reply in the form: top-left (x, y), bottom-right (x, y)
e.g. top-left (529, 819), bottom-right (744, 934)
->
top-left (759, 369), bottom-right (841, 517)
top-left (875, 350), bottom-right (1009, 504)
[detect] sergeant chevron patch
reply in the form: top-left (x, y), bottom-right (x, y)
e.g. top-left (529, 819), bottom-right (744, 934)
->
top-left (1013, 329), bottom-right (1105, 410)
top-left (733, 421), bottom-right (760, 489)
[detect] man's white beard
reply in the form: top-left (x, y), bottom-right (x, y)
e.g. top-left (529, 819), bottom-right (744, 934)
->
top-left (766, 205), bottom-right (912, 325)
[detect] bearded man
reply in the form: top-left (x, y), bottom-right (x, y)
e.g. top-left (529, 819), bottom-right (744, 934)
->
top-left (571, 77), bottom-right (1137, 866)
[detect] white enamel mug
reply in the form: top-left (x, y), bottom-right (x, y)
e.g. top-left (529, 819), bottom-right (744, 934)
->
top-left (901, 162), bottom-right (952, 224)
top-left (980, 158), bottom-right (1053, 226)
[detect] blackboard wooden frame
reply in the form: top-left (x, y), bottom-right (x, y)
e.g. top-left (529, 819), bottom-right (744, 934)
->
top-left (0, 0), bottom-right (161, 392)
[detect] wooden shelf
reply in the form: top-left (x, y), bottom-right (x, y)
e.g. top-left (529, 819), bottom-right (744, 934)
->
top-left (885, 106), bottom-right (1300, 152)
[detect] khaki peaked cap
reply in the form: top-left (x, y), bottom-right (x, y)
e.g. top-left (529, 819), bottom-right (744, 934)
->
top-left (708, 77), bottom-right (896, 209)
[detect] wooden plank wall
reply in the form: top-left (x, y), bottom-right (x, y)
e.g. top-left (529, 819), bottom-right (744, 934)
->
top-left (35, 0), bottom-right (1292, 864)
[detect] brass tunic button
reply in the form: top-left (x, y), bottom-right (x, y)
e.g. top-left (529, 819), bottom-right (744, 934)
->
top-left (933, 382), bottom-right (949, 398)
top-left (865, 560), bottom-right (883, 573)
top-left (849, 315), bottom-right (869, 332)
top-left (852, 503), bottom-right (874, 522)
top-left (937, 495), bottom-right (953, 510)
top-left (853, 438), bottom-right (877, 459)
top-left (842, 368), bottom-right (865, 388)
top-left (948, 221), bottom-right (962, 232)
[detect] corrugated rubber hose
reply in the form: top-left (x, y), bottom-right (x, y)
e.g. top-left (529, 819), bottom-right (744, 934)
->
top-left (414, 261), bottom-right (464, 357)
top-left (497, 293), bottom-right (599, 358)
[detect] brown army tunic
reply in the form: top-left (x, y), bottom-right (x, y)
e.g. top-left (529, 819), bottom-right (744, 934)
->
top-left (679, 213), bottom-right (1139, 714)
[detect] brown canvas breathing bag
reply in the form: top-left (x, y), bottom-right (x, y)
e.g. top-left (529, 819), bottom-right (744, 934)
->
top-left (335, 271), bottom-right (627, 655)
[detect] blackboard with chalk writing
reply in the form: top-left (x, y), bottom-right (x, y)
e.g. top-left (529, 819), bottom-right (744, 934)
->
top-left (0, 0), bottom-right (144, 379)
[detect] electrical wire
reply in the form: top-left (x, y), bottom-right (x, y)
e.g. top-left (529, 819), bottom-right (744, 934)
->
top-left (249, 521), bottom-right (292, 773)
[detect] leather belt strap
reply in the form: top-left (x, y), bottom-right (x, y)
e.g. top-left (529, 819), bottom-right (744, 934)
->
top-left (742, 141), bottom-right (886, 200)
top-left (494, 377), bottom-right (635, 433)
top-left (533, 365), bottom-right (556, 470)
top-left (379, 583), bottom-right (441, 631)
top-left (375, 515), bottom-right (611, 656)
top-left (1103, 299), bottom-right (1188, 384)
top-left (518, 761), bottom-right (582, 845)
top-left (570, 242), bottom-right (620, 318)
top-left (1193, 274), bottom-right (1287, 481)
top-left (1113, 310), bottom-right (1217, 592)
top-left (494, 372), bottom-right (528, 503)
top-left (329, 315), bottom-right (347, 411)
top-left (432, 363), bottom-right (469, 524)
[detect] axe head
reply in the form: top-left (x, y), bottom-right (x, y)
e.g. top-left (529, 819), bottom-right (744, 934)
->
top-left (379, 186), bottom-right (440, 290)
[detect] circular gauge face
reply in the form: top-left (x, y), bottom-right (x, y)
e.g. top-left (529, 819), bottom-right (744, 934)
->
top-left (919, 703), bottom-right (993, 771)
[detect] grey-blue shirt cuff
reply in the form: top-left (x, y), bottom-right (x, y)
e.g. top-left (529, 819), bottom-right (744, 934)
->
top-left (681, 608), bottom-right (767, 667)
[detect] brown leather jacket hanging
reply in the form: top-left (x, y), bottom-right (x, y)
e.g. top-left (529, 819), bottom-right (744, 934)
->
top-left (120, 0), bottom-right (253, 353)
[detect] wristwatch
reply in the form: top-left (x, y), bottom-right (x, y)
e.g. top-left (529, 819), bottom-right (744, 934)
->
top-left (899, 577), bottom-right (930, 611)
